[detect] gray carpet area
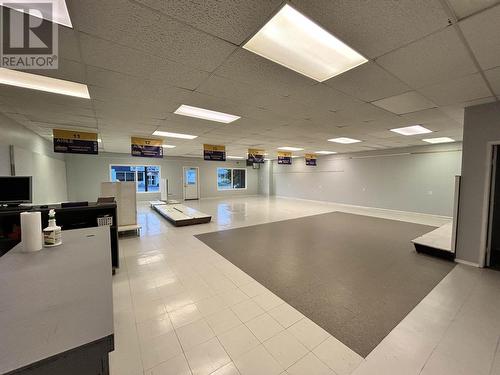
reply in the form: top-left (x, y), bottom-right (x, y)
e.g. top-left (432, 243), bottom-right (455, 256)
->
top-left (195, 212), bottom-right (455, 357)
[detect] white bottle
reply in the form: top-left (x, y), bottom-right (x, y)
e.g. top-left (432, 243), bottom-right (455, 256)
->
top-left (43, 209), bottom-right (62, 247)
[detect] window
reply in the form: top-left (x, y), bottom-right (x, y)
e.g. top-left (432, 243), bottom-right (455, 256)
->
top-left (217, 168), bottom-right (246, 190)
top-left (110, 165), bottom-right (160, 193)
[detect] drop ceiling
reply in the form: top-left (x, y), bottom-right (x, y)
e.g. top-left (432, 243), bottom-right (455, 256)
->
top-left (0, 0), bottom-right (499, 158)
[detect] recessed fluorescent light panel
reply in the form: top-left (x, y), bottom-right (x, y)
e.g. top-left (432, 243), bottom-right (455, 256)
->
top-left (423, 137), bottom-right (455, 144)
top-left (2, 0), bottom-right (73, 28)
top-left (243, 4), bottom-right (367, 82)
top-left (316, 151), bottom-right (337, 155)
top-left (0, 68), bottom-right (90, 98)
top-left (278, 146), bottom-right (304, 151)
top-left (390, 125), bottom-right (432, 136)
top-left (328, 137), bottom-right (361, 144)
top-left (162, 144), bottom-right (176, 148)
top-left (174, 105), bottom-right (240, 123)
top-left (152, 130), bottom-right (198, 140)
top-left (227, 156), bottom-right (244, 159)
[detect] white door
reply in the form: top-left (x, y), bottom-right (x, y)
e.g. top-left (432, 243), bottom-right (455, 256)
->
top-left (183, 167), bottom-right (199, 200)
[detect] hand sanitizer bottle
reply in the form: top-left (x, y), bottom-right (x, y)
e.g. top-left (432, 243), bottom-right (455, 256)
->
top-left (43, 209), bottom-right (62, 247)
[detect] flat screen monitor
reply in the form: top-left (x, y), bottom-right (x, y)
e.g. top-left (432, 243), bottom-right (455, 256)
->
top-left (0, 176), bottom-right (32, 205)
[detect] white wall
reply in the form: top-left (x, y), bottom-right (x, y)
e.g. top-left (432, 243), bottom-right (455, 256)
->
top-left (65, 152), bottom-right (259, 202)
top-left (0, 113), bottom-right (68, 204)
top-left (0, 144), bottom-right (10, 175)
top-left (258, 161), bottom-right (272, 196)
top-left (266, 144), bottom-right (462, 217)
top-left (13, 146), bottom-right (68, 204)
top-left (456, 101), bottom-right (500, 265)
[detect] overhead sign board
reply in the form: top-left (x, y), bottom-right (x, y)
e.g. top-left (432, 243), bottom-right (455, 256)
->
top-left (131, 137), bottom-right (163, 158)
top-left (305, 153), bottom-right (317, 166)
top-left (204, 144), bottom-right (226, 161)
top-left (278, 151), bottom-right (292, 165)
top-left (53, 129), bottom-right (98, 154)
top-left (248, 148), bottom-right (265, 164)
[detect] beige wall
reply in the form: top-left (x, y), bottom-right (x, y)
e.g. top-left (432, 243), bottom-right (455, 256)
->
top-left (0, 114), bottom-right (68, 204)
top-left (65, 152), bottom-right (259, 202)
top-left (266, 144), bottom-right (462, 217)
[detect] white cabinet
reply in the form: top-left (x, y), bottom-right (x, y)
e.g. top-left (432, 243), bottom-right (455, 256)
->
top-left (100, 181), bottom-right (137, 227)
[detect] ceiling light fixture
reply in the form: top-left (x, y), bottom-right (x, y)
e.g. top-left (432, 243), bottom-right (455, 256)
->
top-left (162, 144), bottom-right (176, 148)
top-left (422, 137), bottom-right (455, 144)
top-left (0, 68), bottom-right (90, 98)
top-left (390, 125), bottom-right (432, 136)
top-left (227, 156), bottom-right (244, 159)
top-left (152, 130), bottom-right (198, 140)
top-left (315, 151), bottom-right (337, 155)
top-left (328, 137), bottom-right (361, 144)
top-left (2, 0), bottom-right (73, 28)
top-left (174, 104), bottom-right (240, 123)
top-left (278, 146), bottom-right (304, 151)
top-left (243, 4), bottom-right (367, 82)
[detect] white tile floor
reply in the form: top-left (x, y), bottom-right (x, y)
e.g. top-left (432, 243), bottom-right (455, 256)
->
top-left (111, 196), bottom-right (500, 375)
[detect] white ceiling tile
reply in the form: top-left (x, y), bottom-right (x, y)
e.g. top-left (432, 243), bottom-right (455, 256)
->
top-left (68, 0), bottom-right (236, 72)
top-left (291, 0), bottom-right (450, 58)
top-left (377, 27), bottom-right (477, 88)
top-left (484, 66), bottom-right (500, 95)
top-left (460, 4), bottom-right (500, 69)
top-left (195, 74), bottom-right (278, 108)
top-left (371, 91), bottom-right (437, 114)
top-left (325, 62), bottom-right (410, 102)
top-left (448, 0), bottom-right (499, 19)
top-left (58, 27), bottom-right (83, 62)
top-left (418, 73), bottom-right (492, 105)
top-left (288, 84), bottom-right (365, 112)
top-left (401, 108), bottom-right (455, 124)
top-left (439, 96), bottom-right (497, 123)
top-left (79, 33), bottom-right (209, 90)
top-left (0, 1), bottom-right (470, 155)
top-left (214, 48), bottom-right (315, 96)
top-left (17, 59), bottom-right (86, 85)
top-left (134, 0), bottom-right (282, 45)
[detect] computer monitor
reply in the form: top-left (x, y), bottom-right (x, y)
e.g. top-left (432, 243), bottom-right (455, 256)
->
top-left (0, 176), bottom-right (32, 205)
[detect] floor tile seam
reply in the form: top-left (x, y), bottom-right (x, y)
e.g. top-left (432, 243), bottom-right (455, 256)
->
top-left (166, 315), bottom-right (196, 375)
top-left (416, 270), bottom-right (482, 374)
top-left (237, 311), bottom-right (319, 373)
top-left (488, 335), bottom-right (500, 375)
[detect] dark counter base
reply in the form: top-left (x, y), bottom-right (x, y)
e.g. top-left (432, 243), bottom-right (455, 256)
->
top-left (4, 335), bottom-right (114, 375)
top-left (414, 243), bottom-right (455, 261)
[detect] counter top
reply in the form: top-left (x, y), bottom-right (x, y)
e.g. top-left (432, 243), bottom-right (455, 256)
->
top-left (0, 227), bottom-right (114, 374)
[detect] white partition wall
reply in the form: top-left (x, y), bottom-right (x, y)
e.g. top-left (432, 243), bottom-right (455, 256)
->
top-left (101, 182), bottom-right (137, 227)
top-left (269, 144), bottom-right (462, 217)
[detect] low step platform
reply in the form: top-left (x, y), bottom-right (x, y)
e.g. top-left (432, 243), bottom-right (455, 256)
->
top-left (118, 224), bottom-right (141, 236)
top-left (412, 221), bottom-right (455, 260)
top-left (150, 202), bottom-right (211, 227)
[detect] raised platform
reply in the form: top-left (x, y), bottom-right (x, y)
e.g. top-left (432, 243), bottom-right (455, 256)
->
top-left (412, 221), bottom-right (455, 260)
top-left (118, 224), bottom-right (141, 236)
top-left (150, 201), bottom-right (211, 227)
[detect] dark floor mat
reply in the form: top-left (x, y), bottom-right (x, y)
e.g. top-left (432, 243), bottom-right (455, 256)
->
top-left (195, 212), bottom-right (455, 357)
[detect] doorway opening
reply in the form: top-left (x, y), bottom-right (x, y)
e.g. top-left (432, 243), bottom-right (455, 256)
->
top-left (183, 167), bottom-right (200, 200)
top-left (486, 145), bottom-right (500, 269)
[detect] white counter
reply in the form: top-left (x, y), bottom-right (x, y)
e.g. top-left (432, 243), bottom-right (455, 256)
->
top-left (0, 227), bottom-right (114, 374)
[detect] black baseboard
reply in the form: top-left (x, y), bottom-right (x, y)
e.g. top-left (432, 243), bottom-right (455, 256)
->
top-left (414, 243), bottom-right (455, 261)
